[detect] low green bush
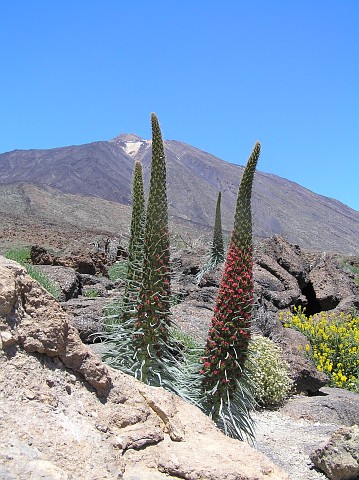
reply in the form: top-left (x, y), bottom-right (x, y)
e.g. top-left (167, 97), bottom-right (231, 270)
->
top-left (4, 246), bottom-right (31, 264)
top-left (247, 335), bottom-right (293, 407)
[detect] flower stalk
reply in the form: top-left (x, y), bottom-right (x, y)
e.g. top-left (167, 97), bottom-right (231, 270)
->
top-left (122, 160), bottom-right (145, 319)
top-left (201, 142), bottom-right (261, 440)
top-left (133, 113), bottom-right (172, 381)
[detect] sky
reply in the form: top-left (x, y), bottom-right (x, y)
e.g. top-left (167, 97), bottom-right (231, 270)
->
top-left (1, 0), bottom-right (358, 211)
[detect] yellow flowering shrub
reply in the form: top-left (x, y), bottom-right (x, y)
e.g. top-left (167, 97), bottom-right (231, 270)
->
top-left (247, 335), bottom-right (293, 407)
top-left (280, 307), bottom-right (359, 393)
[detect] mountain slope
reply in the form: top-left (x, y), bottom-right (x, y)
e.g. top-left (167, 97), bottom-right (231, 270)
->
top-left (0, 142), bottom-right (134, 205)
top-left (1, 135), bottom-right (358, 254)
top-left (112, 135), bottom-right (359, 254)
top-left (0, 183), bottom-right (203, 255)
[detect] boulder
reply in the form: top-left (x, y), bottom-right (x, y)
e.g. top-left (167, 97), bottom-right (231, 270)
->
top-left (0, 255), bottom-right (289, 480)
top-left (276, 327), bottom-right (328, 393)
top-left (254, 236), bottom-right (358, 316)
top-left (282, 387), bottom-right (359, 426)
top-left (30, 244), bottom-right (57, 265)
top-left (34, 264), bottom-right (80, 301)
top-left (255, 236), bottom-right (309, 286)
top-left (70, 252), bottom-right (98, 275)
top-left (79, 272), bottom-right (114, 294)
top-left (254, 258), bottom-right (305, 310)
top-left (310, 425), bottom-right (359, 480)
top-left (61, 296), bottom-right (112, 343)
top-left (29, 245), bottom-right (111, 276)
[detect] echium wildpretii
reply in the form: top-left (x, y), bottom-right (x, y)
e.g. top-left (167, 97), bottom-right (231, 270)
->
top-left (210, 191), bottom-right (225, 264)
top-left (200, 142), bottom-right (261, 437)
top-left (196, 191), bottom-right (225, 285)
top-left (123, 160), bottom-right (145, 319)
top-left (133, 113), bottom-right (172, 381)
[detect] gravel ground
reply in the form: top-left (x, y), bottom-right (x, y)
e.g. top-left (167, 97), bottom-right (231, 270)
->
top-left (253, 408), bottom-right (338, 480)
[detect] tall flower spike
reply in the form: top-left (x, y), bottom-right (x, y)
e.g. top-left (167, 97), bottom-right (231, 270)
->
top-left (201, 141), bottom-right (261, 442)
top-left (123, 160), bottom-right (145, 318)
top-left (196, 191), bottom-right (225, 285)
top-left (232, 142), bottom-right (261, 249)
top-left (211, 191), bottom-right (225, 263)
top-left (133, 113), bottom-right (172, 382)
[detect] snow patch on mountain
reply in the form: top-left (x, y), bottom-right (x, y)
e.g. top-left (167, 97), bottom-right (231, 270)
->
top-left (110, 134), bottom-right (150, 159)
top-left (121, 140), bottom-right (148, 158)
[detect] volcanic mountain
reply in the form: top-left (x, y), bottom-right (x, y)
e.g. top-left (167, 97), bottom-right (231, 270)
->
top-left (0, 134), bottom-right (358, 255)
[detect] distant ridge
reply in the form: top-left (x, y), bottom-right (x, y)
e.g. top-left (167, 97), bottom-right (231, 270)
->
top-left (0, 135), bottom-right (358, 255)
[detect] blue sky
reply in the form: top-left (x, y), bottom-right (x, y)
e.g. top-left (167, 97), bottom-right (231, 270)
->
top-left (1, 0), bottom-right (358, 211)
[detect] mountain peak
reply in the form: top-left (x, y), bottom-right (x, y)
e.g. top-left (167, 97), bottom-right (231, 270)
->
top-left (110, 133), bottom-right (150, 159)
top-left (110, 133), bottom-right (145, 143)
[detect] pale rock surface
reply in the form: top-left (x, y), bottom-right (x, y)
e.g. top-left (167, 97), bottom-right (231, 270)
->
top-left (0, 256), bottom-right (288, 480)
top-left (310, 425), bottom-right (359, 480)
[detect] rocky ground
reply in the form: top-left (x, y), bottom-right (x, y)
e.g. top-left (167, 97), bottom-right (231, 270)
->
top-left (254, 408), bottom-right (335, 480)
top-left (253, 389), bottom-right (359, 480)
top-left (0, 257), bottom-right (289, 480)
top-left (1, 235), bottom-right (359, 480)
top-left (89, 336), bottom-right (359, 480)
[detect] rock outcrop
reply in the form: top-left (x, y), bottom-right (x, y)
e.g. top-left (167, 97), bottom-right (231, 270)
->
top-left (310, 425), bottom-right (359, 480)
top-left (282, 387), bottom-right (359, 427)
top-left (172, 236), bottom-right (358, 331)
top-left (30, 244), bottom-right (111, 276)
top-left (0, 255), bottom-right (288, 480)
top-left (0, 257), bottom-right (112, 397)
top-left (253, 236), bottom-right (358, 323)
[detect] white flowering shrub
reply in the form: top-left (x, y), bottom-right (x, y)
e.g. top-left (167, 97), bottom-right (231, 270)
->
top-left (247, 335), bottom-right (293, 408)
